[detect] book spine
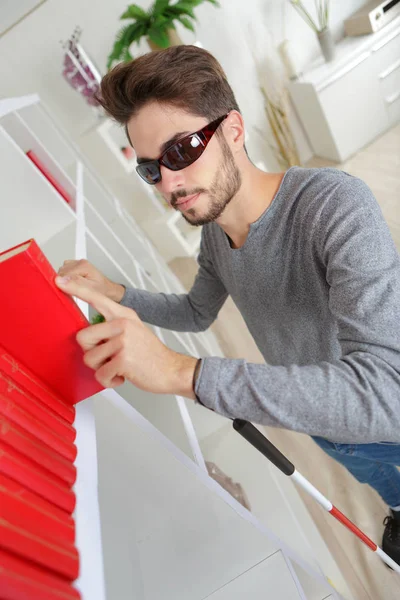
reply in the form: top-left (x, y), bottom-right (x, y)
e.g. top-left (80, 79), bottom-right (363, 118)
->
top-left (0, 487), bottom-right (75, 545)
top-left (0, 370), bottom-right (76, 442)
top-left (0, 516), bottom-right (79, 581)
top-left (0, 415), bottom-right (76, 486)
top-left (26, 150), bottom-right (73, 206)
top-left (0, 345), bottom-right (75, 424)
top-left (0, 393), bottom-right (77, 462)
top-left (0, 473), bottom-right (75, 542)
top-left (0, 442), bottom-right (76, 514)
top-left (0, 548), bottom-right (81, 600)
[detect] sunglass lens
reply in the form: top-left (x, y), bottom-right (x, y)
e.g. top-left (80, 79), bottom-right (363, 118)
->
top-left (136, 162), bottom-right (161, 185)
top-left (163, 135), bottom-right (205, 171)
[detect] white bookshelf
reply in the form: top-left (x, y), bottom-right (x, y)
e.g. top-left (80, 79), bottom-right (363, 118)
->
top-left (0, 94), bottom-right (353, 600)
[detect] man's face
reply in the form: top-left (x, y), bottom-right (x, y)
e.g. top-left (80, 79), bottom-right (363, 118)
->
top-left (127, 103), bottom-right (242, 226)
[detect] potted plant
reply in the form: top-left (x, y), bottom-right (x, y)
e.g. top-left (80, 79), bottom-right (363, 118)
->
top-left (289, 1), bottom-right (334, 63)
top-left (107, 0), bottom-right (219, 69)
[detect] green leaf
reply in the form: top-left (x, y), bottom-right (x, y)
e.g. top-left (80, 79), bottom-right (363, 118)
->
top-left (178, 16), bottom-right (195, 31)
top-left (107, 21), bottom-right (147, 69)
top-left (167, 5), bottom-right (196, 19)
top-left (152, 0), bottom-right (171, 15)
top-left (91, 313), bottom-right (105, 324)
top-left (147, 26), bottom-right (170, 48)
top-left (120, 4), bottom-right (148, 20)
top-left (123, 21), bottom-right (149, 44)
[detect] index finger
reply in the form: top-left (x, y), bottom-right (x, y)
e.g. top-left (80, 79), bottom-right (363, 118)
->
top-left (55, 275), bottom-right (122, 321)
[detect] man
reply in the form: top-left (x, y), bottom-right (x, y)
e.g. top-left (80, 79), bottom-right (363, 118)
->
top-left (55, 46), bottom-right (400, 563)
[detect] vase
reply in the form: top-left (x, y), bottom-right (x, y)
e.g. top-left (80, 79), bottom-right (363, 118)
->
top-left (317, 28), bottom-right (335, 63)
top-left (147, 28), bottom-right (183, 52)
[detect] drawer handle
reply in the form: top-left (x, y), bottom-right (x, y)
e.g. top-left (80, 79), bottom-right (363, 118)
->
top-left (379, 58), bottom-right (400, 79)
top-left (372, 29), bottom-right (400, 52)
top-left (386, 90), bottom-right (400, 104)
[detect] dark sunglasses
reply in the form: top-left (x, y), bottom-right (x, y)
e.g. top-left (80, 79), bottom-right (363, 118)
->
top-left (135, 113), bottom-right (229, 185)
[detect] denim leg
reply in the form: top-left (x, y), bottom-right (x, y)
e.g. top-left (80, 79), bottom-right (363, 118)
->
top-left (312, 436), bottom-right (400, 508)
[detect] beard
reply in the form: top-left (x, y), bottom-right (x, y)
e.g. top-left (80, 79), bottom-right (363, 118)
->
top-left (170, 135), bottom-right (242, 227)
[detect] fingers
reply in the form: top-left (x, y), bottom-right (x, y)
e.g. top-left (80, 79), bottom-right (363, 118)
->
top-left (83, 335), bottom-right (122, 371)
top-left (77, 319), bottom-right (125, 351)
top-left (55, 276), bottom-right (123, 321)
top-left (58, 259), bottom-right (91, 278)
top-left (95, 355), bottom-right (125, 388)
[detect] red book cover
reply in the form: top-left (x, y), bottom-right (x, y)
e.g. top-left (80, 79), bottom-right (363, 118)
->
top-left (26, 149), bottom-right (73, 205)
top-left (0, 345), bottom-right (75, 424)
top-left (0, 442), bottom-right (76, 514)
top-left (0, 393), bottom-right (77, 462)
top-left (0, 238), bottom-right (104, 404)
top-left (0, 549), bottom-right (81, 600)
top-left (0, 516), bottom-right (79, 581)
top-left (0, 473), bottom-right (75, 543)
top-left (0, 369), bottom-right (76, 443)
top-left (0, 415), bottom-right (77, 486)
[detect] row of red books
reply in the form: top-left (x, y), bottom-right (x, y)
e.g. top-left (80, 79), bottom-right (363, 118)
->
top-left (0, 238), bottom-right (105, 599)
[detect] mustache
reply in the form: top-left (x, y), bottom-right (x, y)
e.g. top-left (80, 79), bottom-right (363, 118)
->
top-left (170, 188), bottom-right (206, 208)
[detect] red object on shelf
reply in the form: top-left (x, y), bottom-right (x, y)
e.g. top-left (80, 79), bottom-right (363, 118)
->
top-left (0, 394), bottom-right (77, 462)
top-left (0, 239), bottom-right (104, 404)
top-left (0, 473), bottom-right (75, 544)
top-left (26, 149), bottom-right (73, 205)
top-left (0, 346), bottom-right (76, 424)
top-left (0, 441), bottom-right (76, 514)
top-left (0, 368), bottom-right (76, 443)
top-left (0, 415), bottom-right (77, 485)
top-left (0, 515), bottom-right (79, 581)
top-left (0, 548), bottom-right (81, 600)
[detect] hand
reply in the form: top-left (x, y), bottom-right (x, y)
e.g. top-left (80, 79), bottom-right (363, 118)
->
top-left (55, 275), bottom-right (197, 398)
top-left (57, 259), bottom-right (125, 303)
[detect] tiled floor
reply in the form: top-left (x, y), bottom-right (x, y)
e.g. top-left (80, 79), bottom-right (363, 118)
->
top-left (169, 123), bottom-right (400, 600)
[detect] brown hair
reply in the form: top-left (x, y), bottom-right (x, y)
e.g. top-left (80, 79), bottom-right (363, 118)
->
top-left (98, 45), bottom-right (241, 132)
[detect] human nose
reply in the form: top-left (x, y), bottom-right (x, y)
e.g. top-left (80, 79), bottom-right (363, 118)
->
top-left (158, 164), bottom-right (186, 197)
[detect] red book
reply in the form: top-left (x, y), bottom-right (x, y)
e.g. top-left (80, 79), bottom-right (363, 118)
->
top-left (0, 516), bottom-right (79, 581)
top-left (0, 238), bottom-right (104, 404)
top-left (0, 345), bottom-right (75, 424)
top-left (0, 393), bottom-right (77, 462)
top-left (0, 369), bottom-right (76, 443)
top-left (0, 473), bottom-right (75, 543)
top-left (0, 549), bottom-right (81, 600)
top-left (0, 415), bottom-right (77, 486)
top-left (26, 149), bottom-right (73, 205)
top-left (0, 442), bottom-right (76, 514)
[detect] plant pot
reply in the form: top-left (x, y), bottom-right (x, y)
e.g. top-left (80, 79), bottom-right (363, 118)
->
top-left (147, 29), bottom-right (183, 52)
top-left (317, 28), bottom-right (335, 63)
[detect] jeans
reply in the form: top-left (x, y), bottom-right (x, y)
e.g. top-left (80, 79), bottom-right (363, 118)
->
top-left (312, 436), bottom-right (400, 508)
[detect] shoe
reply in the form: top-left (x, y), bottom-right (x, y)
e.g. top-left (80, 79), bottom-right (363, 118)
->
top-left (382, 511), bottom-right (400, 567)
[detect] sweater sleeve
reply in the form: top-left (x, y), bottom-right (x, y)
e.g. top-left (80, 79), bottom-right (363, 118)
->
top-left (196, 177), bottom-right (400, 443)
top-left (119, 232), bottom-right (228, 332)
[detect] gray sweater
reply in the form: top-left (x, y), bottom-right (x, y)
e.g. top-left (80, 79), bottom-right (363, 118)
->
top-left (120, 167), bottom-right (400, 443)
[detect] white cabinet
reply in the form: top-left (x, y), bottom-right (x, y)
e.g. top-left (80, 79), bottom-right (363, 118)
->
top-left (0, 94), bottom-right (352, 600)
top-left (290, 17), bottom-right (400, 162)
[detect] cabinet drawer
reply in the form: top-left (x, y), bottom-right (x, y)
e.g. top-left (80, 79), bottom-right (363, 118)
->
top-left (379, 58), bottom-right (400, 98)
top-left (387, 89), bottom-right (400, 126)
top-left (371, 29), bottom-right (400, 72)
top-left (319, 53), bottom-right (389, 161)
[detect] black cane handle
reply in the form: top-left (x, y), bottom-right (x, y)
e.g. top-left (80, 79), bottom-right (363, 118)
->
top-left (233, 419), bottom-right (295, 476)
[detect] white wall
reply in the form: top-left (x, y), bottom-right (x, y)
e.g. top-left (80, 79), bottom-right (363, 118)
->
top-left (0, 0), bottom-right (369, 177)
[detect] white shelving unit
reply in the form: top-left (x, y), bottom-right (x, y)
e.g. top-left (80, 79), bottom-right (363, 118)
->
top-left (0, 94), bottom-right (354, 600)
